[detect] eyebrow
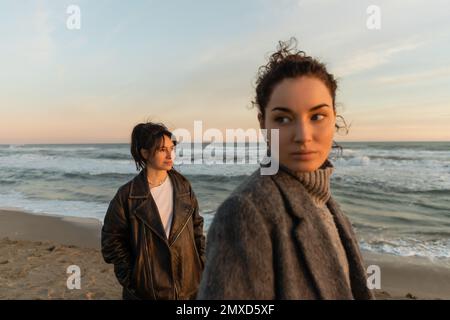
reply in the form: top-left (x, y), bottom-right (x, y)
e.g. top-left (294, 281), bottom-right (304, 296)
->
top-left (271, 104), bottom-right (330, 113)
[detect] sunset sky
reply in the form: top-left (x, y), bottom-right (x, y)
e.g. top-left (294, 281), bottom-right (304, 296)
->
top-left (1, 0), bottom-right (449, 143)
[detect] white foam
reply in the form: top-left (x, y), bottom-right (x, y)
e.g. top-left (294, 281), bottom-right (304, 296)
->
top-left (359, 237), bottom-right (450, 260)
top-left (0, 191), bottom-right (107, 222)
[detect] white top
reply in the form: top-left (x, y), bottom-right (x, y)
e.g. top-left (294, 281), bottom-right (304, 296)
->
top-left (150, 176), bottom-right (174, 239)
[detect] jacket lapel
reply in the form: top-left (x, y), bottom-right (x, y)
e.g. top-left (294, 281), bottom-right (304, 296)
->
top-left (167, 170), bottom-right (194, 246)
top-left (271, 168), bottom-right (354, 299)
top-left (129, 169), bottom-right (167, 242)
top-left (129, 169), bottom-right (194, 245)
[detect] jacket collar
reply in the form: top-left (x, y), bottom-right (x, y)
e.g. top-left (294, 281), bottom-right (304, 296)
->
top-left (128, 169), bottom-right (194, 246)
top-left (271, 167), bottom-right (366, 299)
top-left (129, 169), bottom-right (151, 199)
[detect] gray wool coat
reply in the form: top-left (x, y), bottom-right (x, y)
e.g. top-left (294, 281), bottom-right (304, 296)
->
top-left (197, 166), bottom-right (375, 300)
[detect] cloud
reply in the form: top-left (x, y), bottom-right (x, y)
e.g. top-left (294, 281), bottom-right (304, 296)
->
top-left (333, 39), bottom-right (425, 77)
top-left (374, 66), bottom-right (450, 85)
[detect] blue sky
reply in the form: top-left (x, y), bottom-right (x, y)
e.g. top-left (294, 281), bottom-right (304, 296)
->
top-left (1, 0), bottom-right (449, 143)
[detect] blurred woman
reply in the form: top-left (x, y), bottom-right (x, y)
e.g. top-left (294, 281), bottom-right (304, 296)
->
top-left (102, 122), bottom-right (205, 300)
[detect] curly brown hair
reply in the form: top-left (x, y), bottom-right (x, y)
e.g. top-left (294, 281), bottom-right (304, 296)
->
top-left (253, 37), bottom-right (349, 157)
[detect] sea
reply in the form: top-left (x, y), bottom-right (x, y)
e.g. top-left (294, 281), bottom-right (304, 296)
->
top-left (0, 142), bottom-right (449, 263)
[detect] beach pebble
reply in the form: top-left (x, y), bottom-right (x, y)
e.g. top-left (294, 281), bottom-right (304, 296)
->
top-left (85, 292), bottom-right (95, 300)
top-left (405, 293), bottom-right (417, 299)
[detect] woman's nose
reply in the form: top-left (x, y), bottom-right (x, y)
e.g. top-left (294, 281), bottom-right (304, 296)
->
top-left (294, 121), bottom-right (313, 143)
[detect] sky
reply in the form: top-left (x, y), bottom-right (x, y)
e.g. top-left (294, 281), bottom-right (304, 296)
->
top-left (1, 0), bottom-right (449, 143)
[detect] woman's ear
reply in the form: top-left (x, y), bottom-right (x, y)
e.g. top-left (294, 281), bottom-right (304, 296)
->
top-left (258, 113), bottom-right (265, 130)
top-left (140, 148), bottom-right (148, 161)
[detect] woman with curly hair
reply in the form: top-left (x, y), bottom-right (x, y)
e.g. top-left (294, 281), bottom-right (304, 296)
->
top-left (197, 38), bottom-right (374, 300)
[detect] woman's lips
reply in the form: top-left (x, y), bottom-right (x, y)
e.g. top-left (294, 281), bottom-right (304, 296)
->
top-left (290, 151), bottom-right (317, 160)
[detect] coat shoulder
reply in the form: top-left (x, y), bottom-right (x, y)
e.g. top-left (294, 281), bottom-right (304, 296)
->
top-left (169, 168), bottom-right (190, 184)
top-left (233, 169), bottom-right (279, 200)
top-left (114, 179), bottom-right (133, 202)
top-left (215, 169), bottom-right (283, 224)
top-left (169, 168), bottom-right (194, 193)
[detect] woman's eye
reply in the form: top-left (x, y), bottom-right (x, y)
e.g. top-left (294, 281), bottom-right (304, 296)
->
top-left (312, 114), bottom-right (326, 121)
top-left (275, 116), bottom-right (291, 124)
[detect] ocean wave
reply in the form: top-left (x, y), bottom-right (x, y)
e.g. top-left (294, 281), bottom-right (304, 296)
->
top-left (363, 155), bottom-right (423, 161)
top-left (336, 156), bottom-right (371, 166)
top-left (340, 148), bottom-right (450, 163)
top-left (0, 154), bottom-right (136, 175)
top-left (336, 156), bottom-right (450, 168)
top-left (359, 237), bottom-right (450, 260)
top-left (340, 142), bottom-right (450, 152)
top-left (410, 200), bottom-right (450, 214)
top-left (336, 180), bottom-right (450, 197)
top-left (184, 174), bottom-right (250, 184)
top-left (2, 169), bottom-right (60, 181)
top-left (1, 168), bottom-right (251, 186)
top-left (92, 153), bottom-right (131, 160)
top-left (0, 179), bottom-right (17, 185)
top-left (413, 230), bottom-right (450, 238)
top-left (60, 171), bottom-right (252, 185)
top-left (62, 172), bottom-right (135, 181)
top-left (410, 189), bottom-right (450, 196)
top-left (3, 145), bottom-right (100, 152)
top-left (0, 191), bottom-right (107, 222)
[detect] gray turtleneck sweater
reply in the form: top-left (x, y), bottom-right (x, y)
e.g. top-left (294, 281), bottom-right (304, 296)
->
top-left (293, 160), bottom-right (351, 289)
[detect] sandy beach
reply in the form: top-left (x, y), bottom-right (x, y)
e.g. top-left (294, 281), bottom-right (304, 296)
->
top-left (0, 208), bottom-right (449, 300)
top-left (0, 209), bottom-right (121, 300)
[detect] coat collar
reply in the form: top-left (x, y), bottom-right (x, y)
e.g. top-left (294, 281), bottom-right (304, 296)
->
top-left (128, 169), bottom-right (194, 246)
top-left (271, 166), bottom-right (367, 299)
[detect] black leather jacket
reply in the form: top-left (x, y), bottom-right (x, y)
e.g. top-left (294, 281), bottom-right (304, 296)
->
top-left (101, 169), bottom-right (205, 300)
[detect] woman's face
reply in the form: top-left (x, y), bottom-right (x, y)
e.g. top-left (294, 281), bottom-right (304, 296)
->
top-left (142, 135), bottom-right (175, 171)
top-left (259, 76), bottom-right (336, 172)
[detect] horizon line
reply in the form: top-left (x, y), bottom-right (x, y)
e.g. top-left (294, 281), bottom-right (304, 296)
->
top-left (1, 140), bottom-right (449, 146)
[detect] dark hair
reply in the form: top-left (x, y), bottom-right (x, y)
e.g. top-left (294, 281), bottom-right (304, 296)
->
top-left (253, 37), bottom-right (350, 157)
top-left (130, 122), bottom-right (177, 171)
